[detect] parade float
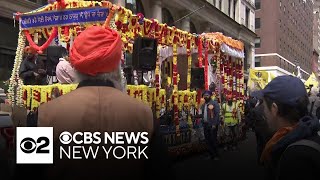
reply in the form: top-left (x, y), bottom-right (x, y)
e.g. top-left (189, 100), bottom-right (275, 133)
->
top-left (8, 0), bottom-right (246, 156)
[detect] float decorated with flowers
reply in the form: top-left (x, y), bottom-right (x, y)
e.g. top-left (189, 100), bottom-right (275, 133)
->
top-left (9, 0), bottom-right (246, 153)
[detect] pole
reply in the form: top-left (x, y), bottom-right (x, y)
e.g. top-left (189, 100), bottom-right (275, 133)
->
top-left (170, 5), bottom-right (206, 26)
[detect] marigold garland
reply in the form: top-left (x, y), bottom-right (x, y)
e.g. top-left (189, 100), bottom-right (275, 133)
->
top-left (21, 84), bottom-right (196, 112)
top-left (155, 45), bottom-right (161, 119)
top-left (24, 27), bottom-right (58, 54)
top-left (8, 31), bottom-right (26, 107)
top-left (172, 43), bottom-right (179, 135)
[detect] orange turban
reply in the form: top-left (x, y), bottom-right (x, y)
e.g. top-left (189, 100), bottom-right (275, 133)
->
top-left (70, 26), bottom-right (122, 76)
top-left (226, 94), bottom-right (233, 101)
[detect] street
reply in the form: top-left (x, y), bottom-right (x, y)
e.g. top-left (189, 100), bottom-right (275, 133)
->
top-left (174, 131), bottom-right (264, 179)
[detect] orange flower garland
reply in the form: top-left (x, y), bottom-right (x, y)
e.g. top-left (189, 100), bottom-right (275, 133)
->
top-left (24, 27), bottom-right (58, 54)
top-left (155, 45), bottom-right (161, 119)
top-left (172, 43), bottom-right (179, 135)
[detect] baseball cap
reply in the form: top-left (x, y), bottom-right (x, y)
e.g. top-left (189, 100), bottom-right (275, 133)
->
top-left (251, 75), bottom-right (307, 106)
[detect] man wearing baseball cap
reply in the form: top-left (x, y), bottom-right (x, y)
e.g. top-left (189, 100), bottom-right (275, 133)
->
top-left (252, 75), bottom-right (320, 180)
top-left (15, 26), bottom-right (173, 180)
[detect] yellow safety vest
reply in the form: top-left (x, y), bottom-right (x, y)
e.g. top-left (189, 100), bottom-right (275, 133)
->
top-left (223, 102), bottom-right (238, 126)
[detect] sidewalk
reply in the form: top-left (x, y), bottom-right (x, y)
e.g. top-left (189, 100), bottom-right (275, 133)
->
top-left (173, 131), bottom-right (264, 179)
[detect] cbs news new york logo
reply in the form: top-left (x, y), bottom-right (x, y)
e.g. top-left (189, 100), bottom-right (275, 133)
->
top-left (16, 127), bottom-right (53, 164)
top-left (16, 127), bottom-right (150, 164)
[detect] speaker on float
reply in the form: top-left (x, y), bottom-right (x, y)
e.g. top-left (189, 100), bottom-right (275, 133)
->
top-left (132, 37), bottom-right (158, 71)
top-left (46, 46), bottom-right (65, 76)
top-left (191, 67), bottom-right (205, 89)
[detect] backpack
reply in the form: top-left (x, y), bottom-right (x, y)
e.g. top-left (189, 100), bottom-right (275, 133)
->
top-left (316, 107), bottom-right (320, 120)
top-left (284, 139), bottom-right (320, 153)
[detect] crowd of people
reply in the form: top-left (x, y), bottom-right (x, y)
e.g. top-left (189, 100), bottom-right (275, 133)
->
top-left (196, 75), bottom-right (320, 179)
top-left (182, 63), bottom-right (320, 180)
top-left (0, 23), bottom-right (318, 180)
top-left (246, 76), bottom-right (320, 179)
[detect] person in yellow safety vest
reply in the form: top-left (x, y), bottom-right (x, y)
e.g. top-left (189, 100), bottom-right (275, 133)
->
top-left (222, 94), bottom-right (240, 151)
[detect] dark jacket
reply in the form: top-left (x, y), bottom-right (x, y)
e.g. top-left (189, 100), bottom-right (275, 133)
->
top-left (264, 116), bottom-right (320, 180)
top-left (19, 57), bottom-right (47, 85)
top-left (248, 104), bottom-right (274, 162)
top-left (198, 99), bottom-right (220, 126)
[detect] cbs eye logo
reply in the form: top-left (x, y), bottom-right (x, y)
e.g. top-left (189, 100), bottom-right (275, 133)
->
top-left (59, 131), bottom-right (72, 144)
top-left (20, 137), bottom-right (50, 154)
top-left (16, 127), bottom-right (53, 164)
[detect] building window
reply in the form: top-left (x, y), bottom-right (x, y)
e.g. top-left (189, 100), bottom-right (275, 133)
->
top-left (190, 21), bottom-right (197, 34)
top-left (255, 57), bottom-right (261, 67)
top-left (233, 0), bottom-right (237, 19)
top-left (125, 0), bottom-right (145, 14)
top-left (228, 0), bottom-right (232, 16)
top-left (245, 8), bottom-right (250, 27)
top-left (255, 38), bottom-right (261, 48)
top-left (255, 0), bottom-right (261, 10)
top-left (219, 0), bottom-right (222, 10)
top-left (162, 8), bottom-right (174, 25)
top-left (255, 18), bottom-right (261, 29)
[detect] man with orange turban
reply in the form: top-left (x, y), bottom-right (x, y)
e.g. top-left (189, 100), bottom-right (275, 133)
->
top-left (15, 26), bottom-right (172, 180)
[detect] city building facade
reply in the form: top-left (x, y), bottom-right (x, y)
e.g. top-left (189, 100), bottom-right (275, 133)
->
top-left (255, 0), bottom-right (313, 80)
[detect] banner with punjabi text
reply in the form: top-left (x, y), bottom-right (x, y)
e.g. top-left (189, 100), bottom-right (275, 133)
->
top-left (20, 7), bottom-right (108, 29)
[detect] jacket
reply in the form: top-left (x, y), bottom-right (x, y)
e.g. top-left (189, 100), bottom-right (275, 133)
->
top-left (56, 58), bottom-right (77, 84)
top-left (19, 57), bottom-right (47, 85)
top-left (14, 80), bottom-right (173, 180)
top-left (264, 116), bottom-right (320, 180)
top-left (199, 99), bottom-right (220, 126)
